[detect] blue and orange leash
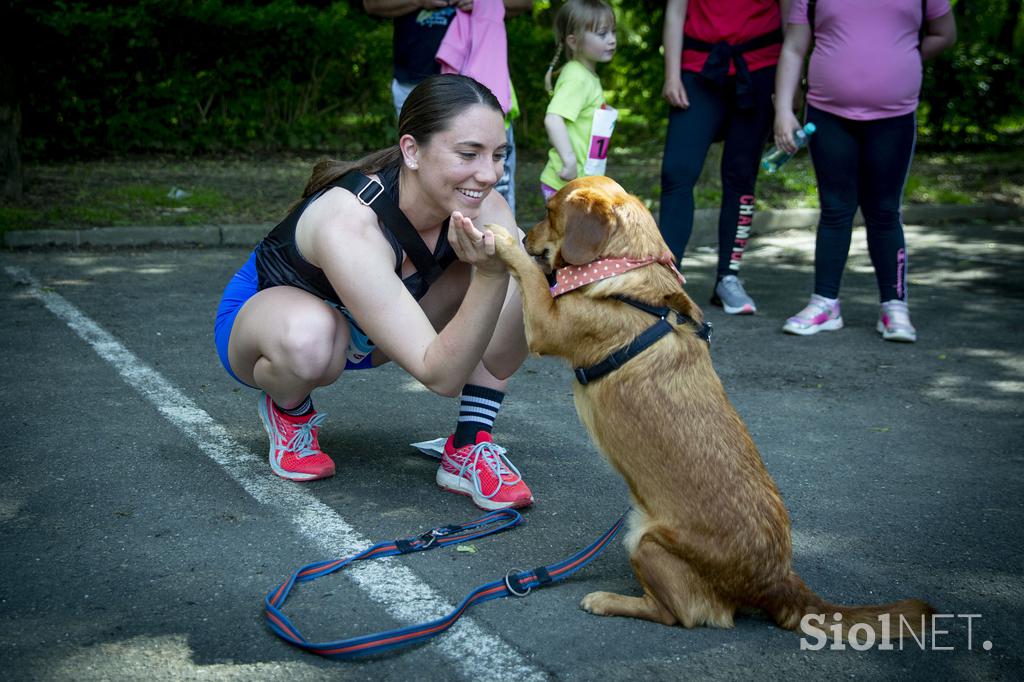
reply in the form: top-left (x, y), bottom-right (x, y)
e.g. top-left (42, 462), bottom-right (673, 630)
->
top-left (264, 508), bottom-right (629, 659)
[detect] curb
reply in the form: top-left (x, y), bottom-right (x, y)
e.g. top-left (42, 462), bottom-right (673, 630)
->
top-left (3, 223), bottom-right (272, 249)
top-left (3, 205), bottom-right (1021, 249)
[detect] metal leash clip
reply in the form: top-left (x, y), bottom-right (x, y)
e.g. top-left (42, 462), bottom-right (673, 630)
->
top-left (504, 568), bottom-right (532, 597)
top-left (418, 524), bottom-right (458, 549)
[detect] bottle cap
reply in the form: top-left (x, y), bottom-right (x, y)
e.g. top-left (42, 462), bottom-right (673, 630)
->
top-left (803, 122), bottom-right (817, 134)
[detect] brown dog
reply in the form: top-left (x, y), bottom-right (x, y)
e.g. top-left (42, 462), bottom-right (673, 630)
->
top-left (489, 176), bottom-right (933, 640)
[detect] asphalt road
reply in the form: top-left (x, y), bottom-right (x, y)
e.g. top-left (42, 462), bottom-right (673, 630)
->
top-left (1, 218), bottom-right (1022, 681)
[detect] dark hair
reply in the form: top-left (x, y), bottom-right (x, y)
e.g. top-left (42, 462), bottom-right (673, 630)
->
top-left (302, 75), bottom-right (503, 198)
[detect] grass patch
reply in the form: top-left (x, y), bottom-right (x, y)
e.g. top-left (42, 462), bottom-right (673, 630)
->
top-left (1, 146), bottom-right (1020, 234)
top-left (905, 176), bottom-right (972, 205)
top-left (0, 206), bottom-right (43, 231)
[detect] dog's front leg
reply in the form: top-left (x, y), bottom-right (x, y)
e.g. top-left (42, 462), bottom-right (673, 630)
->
top-left (487, 224), bottom-right (571, 356)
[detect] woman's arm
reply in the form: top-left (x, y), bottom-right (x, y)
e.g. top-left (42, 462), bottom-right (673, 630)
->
top-left (302, 189), bottom-right (511, 397)
top-left (772, 22), bottom-right (811, 154)
top-left (662, 0), bottom-right (689, 109)
top-left (779, 0), bottom-right (793, 32)
top-left (920, 10), bottom-right (957, 61)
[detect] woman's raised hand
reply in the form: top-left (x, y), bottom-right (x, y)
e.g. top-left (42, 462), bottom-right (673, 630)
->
top-left (449, 211), bottom-right (507, 276)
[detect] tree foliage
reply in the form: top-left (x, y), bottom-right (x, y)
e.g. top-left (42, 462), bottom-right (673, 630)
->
top-left (9, 0), bottom-right (1023, 160)
top-left (921, 0), bottom-right (1024, 147)
top-left (14, 0), bottom-right (396, 157)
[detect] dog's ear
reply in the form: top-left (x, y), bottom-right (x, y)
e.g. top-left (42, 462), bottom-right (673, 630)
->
top-left (560, 187), bottom-right (615, 265)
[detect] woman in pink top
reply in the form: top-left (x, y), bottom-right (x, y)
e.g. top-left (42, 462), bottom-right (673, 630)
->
top-left (774, 0), bottom-right (956, 342)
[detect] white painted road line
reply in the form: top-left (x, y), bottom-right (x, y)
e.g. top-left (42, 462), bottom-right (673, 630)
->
top-left (5, 266), bottom-right (548, 681)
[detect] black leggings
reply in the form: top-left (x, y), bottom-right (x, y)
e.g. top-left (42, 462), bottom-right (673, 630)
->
top-left (806, 105), bottom-right (916, 302)
top-left (659, 67), bottom-right (775, 275)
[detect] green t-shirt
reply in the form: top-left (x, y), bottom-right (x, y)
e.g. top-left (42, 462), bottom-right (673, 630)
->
top-left (541, 61), bottom-right (606, 191)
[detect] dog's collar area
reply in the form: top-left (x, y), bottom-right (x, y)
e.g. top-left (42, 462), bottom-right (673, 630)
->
top-left (574, 295), bottom-right (712, 385)
top-left (550, 255), bottom-right (685, 297)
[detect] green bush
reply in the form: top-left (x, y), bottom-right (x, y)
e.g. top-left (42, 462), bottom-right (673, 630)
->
top-left (15, 0), bottom-right (396, 158)
top-left (921, 42), bottom-right (1023, 147)
top-left (10, 0), bottom-right (1024, 159)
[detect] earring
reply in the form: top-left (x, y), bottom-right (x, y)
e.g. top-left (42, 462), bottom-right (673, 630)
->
top-left (407, 160), bottom-right (418, 169)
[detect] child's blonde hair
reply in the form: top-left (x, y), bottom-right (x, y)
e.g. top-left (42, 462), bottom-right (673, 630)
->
top-left (544, 0), bottom-right (616, 93)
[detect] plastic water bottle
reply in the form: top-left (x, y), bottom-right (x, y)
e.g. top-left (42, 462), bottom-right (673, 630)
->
top-left (761, 122), bottom-right (817, 173)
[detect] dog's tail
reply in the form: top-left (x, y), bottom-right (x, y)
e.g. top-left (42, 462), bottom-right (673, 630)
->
top-left (761, 571), bottom-right (936, 643)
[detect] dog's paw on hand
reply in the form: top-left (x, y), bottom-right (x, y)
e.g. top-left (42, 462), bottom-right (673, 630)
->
top-left (580, 591), bottom-right (615, 616)
top-left (482, 222), bottom-right (527, 269)
top-left (483, 222), bottom-right (515, 247)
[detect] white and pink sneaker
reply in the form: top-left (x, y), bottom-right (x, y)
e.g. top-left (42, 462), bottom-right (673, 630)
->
top-left (877, 300), bottom-right (917, 343)
top-left (782, 295), bottom-right (844, 336)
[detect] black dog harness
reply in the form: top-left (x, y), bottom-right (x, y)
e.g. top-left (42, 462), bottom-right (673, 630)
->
top-left (574, 295), bottom-right (712, 385)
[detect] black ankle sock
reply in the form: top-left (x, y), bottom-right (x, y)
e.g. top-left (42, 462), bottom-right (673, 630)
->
top-left (276, 395), bottom-right (314, 417)
top-left (453, 385), bottom-right (505, 447)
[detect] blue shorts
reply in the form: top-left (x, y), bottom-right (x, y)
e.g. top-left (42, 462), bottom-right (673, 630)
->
top-left (214, 251), bottom-right (375, 387)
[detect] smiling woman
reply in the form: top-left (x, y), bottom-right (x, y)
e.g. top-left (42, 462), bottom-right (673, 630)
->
top-left (213, 75), bottom-right (535, 511)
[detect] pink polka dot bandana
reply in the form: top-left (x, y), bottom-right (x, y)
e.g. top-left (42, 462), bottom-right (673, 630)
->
top-left (550, 255), bottom-right (685, 297)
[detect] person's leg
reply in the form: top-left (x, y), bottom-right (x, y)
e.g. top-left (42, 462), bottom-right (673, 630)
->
top-left (711, 66), bottom-right (776, 314)
top-left (716, 66), bottom-right (775, 279)
top-left (416, 259), bottom-right (533, 510)
top-left (227, 285), bottom-right (350, 481)
top-left (858, 111), bottom-right (918, 341)
top-left (229, 287), bottom-right (349, 405)
top-left (659, 72), bottom-right (723, 263)
top-left (859, 112), bottom-right (916, 303)
top-left (391, 79), bottom-right (416, 119)
top-left (495, 123), bottom-right (517, 216)
top-left (782, 106), bottom-right (860, 336)
top-left (807, 106), bottom-right (861, 299)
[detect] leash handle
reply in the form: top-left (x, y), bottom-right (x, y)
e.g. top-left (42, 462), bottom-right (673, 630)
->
top-left (264, 509), bottom-right (629, 659)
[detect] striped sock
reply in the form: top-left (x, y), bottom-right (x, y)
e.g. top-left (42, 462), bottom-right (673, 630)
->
top-left (277, 395), bottom-right (314, 417)
top-left (453, 385), bottom-right (505, 447)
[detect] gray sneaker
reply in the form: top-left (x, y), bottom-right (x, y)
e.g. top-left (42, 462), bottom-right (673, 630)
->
top-left (711, 275), bottom-right (757, 314)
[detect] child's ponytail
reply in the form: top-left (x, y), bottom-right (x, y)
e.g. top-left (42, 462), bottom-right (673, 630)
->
top-left (544, 43), bottom-right (563, 94)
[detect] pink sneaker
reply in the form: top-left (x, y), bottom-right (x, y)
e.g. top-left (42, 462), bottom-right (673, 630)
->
top-left (257, 392), bottom-right (335, 481)
top-left (782, 294), bottom-right (844, 336)
top-left (877, 300), bottom-right (917, 343)
top-left (437, 432), bottom-right (534, 510)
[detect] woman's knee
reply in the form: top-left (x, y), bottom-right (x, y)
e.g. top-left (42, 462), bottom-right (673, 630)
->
top-left (719, 163), bottom-right (757, 196)
top-left (661, 156), bottom-right (703, 193)
top-left (662, 121), bottom-right (710, 191)
top-left (818, 206), bottom-right (857, 231)
top-left (484, 352), bottom-right (522, 381)
top-left (276, 308), bottom-right (345, 383)
top-left (860, 202), bottom-right (902, 230)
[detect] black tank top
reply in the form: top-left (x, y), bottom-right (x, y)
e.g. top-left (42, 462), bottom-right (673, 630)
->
top-left (254, 162), bottom-right (454, 305)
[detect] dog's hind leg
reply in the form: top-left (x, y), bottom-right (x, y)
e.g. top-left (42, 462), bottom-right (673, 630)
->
top-left (581, 535), bottom-right (735, 628)
top-left (580, 590), bottom-right (676, 625)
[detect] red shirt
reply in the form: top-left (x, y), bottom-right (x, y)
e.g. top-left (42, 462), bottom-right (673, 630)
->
top-left (681, 0), bottom-right (783, 75)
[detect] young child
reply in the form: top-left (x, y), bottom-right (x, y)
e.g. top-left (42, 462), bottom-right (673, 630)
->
top-left (540, 0), bottom-right (617, 201)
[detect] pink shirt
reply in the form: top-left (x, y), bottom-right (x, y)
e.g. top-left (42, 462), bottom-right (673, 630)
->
top-left (435, 0), bottom-right (512, 113)
top-left (789, 0), bottom-right (952, 120)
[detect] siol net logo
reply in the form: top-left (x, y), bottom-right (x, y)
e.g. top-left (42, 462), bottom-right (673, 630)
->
top-left (800, 612), bottom-right (992, 652)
